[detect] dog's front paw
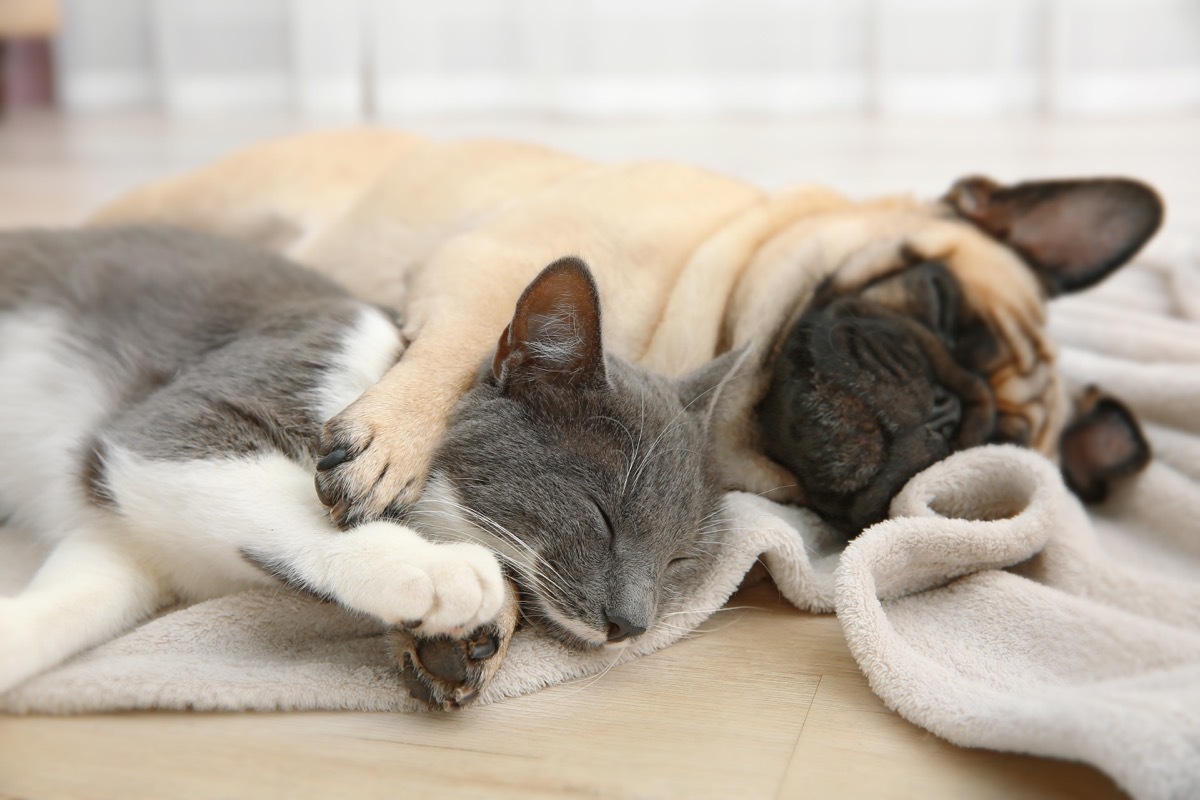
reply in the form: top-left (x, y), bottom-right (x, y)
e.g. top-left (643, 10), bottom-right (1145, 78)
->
top-left (394, 579), bottom-right (520, 711)
top-left (315, 390), bottom-right (445, 528)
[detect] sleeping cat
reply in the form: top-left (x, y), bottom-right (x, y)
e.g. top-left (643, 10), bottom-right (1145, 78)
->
top-left (0, 227), bottom-right (745, 708)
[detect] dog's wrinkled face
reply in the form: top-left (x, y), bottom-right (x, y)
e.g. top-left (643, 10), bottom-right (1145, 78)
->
top-left (759, 261), bottom-right (999, 530)
top-left (757, 176), bottom-right (1163, 534)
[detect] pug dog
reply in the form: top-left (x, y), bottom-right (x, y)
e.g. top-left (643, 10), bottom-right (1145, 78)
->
top-left (90, 131), bottom-right (1159, 536)
top-left (726, 176), bottom-right (1159, 532)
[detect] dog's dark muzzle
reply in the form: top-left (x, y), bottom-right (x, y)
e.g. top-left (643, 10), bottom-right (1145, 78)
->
top-left (757, 298), bottom-right (995, 534)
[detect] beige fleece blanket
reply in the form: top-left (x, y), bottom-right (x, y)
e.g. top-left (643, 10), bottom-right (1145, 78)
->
top-left (2, 245), bottom-right (1199, 800)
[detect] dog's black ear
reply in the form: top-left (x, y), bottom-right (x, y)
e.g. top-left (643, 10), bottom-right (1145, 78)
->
top-left (1059, 389), bottom-right (1151, 503)
top-left (944, 176), bottom-right (1163, 296)
top-left (492, 256), bottom-right (606, 396)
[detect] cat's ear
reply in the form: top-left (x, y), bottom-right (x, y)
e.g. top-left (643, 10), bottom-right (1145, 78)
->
top-left (492, 256), bottom-right (606, 395)
top-left (677, 344), bottom-right (759, 432)
top-left (944, 175), bottom-right (1163, 295)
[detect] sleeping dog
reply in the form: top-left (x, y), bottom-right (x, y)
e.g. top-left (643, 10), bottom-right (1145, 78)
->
top-left (91, 131), bottom-right (1160, 535)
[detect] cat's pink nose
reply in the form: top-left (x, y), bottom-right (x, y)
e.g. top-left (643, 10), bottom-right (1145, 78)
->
top-left (605, 615), bottom-right (645, 643)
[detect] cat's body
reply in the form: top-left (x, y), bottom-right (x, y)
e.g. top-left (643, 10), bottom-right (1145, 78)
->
top-left (0, 227), bottom-right (738, 701)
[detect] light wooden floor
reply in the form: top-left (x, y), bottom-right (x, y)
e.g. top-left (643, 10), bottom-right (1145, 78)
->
top-left (6, 108), bottom-right (1194, 799)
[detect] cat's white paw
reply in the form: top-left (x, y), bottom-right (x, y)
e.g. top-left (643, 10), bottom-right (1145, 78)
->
top-left (332, 523), bottom-right (505, 634)
top-left (409, 543), bottom-right (507, 634)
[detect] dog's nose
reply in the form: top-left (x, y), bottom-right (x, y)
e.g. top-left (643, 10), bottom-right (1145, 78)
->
top-left (605, 614), bottom-right (645, 643)
top-left (929, 386), bottom-right (962, 438)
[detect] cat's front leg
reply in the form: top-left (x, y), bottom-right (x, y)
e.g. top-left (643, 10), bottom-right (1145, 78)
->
top-left (252, 520), bottom-right (506, 634)
top-left (0, 526), bottom-right (166, 694)
top-left (104, 448), bottom-right (508, 637)
top-left (251, 519), bottom-right (506, 635)
top-left (393, 577), bottom-right (521, 710)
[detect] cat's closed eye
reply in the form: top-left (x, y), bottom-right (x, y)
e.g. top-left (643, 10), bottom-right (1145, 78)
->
top-left (591, 497), bottom-right (616, 543)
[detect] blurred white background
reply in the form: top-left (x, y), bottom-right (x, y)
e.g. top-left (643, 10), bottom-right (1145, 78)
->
top-left (2, 0), bottom-right (1199, 248)
top-left (48, 0), bottom-right (1200, 119)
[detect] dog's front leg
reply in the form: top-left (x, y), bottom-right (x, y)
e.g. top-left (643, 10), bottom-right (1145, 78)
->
top-left (315, 314), bottom-right (498, 528)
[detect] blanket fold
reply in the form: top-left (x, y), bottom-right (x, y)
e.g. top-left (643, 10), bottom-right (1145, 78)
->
top-left (836, 449), bottom-right (1200, 800)
top-left (3, 252), bottom-right (1199, 800)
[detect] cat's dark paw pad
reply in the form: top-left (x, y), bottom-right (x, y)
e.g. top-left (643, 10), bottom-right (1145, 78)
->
top-left (394, 623), bottom-right (510, 711)
top-left (392, 578), bottom-right (520, 712)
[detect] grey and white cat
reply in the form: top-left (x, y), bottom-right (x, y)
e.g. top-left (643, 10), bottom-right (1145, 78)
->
top-left (0, 227), bottom-right (743, 703)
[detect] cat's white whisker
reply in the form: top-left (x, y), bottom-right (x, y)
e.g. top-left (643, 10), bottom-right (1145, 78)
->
top-left (754, 482), bottom-right (800, 497)
top-left (692, 533), bottom-right (737, 545)
top-left (406, 513), bottom-right (574, 604)
top-left (412, 507), bottom-right (575, 600)
top-left (659, 604), bottom-right (754, 618)
top-left (695, 521), bottom-right (738, 531)
top-left (555, 646), bottom-right (628, 698)
top-left (629, 377), bottom-right (727, 490)
top-left (635, 446), bottom-right (707, 478)
top-left (693, 526), bottom-right (737, 536)
top-left (694, 525), bottom-right (738, 537)
top-left (619, 393), bottom-right (647, 499)
top-left (651, 616), bottom-right (743, 639)
top-left (589, 414), bottom-right (638, 495)
top-left (411, 486), bottom-right (577, 596)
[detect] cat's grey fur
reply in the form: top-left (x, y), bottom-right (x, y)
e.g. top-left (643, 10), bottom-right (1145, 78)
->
top-left (0, 226), bottom-right (360, 469)
top-left (422, 290), bottom-right (738, 650)
top-left (0, 226), bottom-right (741, 702)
